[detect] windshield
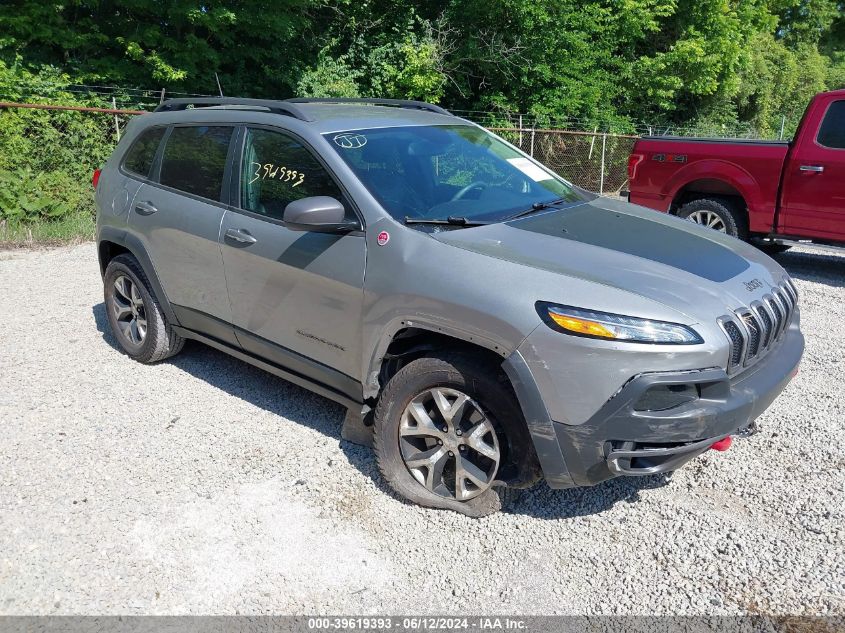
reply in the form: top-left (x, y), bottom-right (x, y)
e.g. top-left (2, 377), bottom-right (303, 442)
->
top-left (325, 125), bottom-right (584, 223)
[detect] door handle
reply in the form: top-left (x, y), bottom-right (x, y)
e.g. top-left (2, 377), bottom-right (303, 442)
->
top-left (799, 165), bottom-right (825, 173)
top-left (225, 228), bottom-right (258, 245)
top-left (134, 200), bottom-right (158, 215)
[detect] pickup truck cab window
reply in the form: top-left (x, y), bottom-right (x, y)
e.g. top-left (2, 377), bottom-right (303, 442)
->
top-left (817, 100), bottom-right (845, 149)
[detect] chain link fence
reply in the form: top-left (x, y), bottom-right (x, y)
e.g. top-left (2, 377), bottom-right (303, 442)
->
top-left (490, 127), bottom-right (636, 195)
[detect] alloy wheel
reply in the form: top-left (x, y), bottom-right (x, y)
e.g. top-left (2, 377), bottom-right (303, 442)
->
top-left (686, 210), bottom-right (726, 232)
top-left (398, 387), bottom-right (500, 501)
top-left (111, 275), bottom-right (147, 346)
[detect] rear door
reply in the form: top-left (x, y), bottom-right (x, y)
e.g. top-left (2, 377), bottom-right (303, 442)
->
top-left (101, 126), bottom-right (166, 223)
top-left (129, 124), bottom-right (238, 344)
top-left (219, 126), bottom-right (366, 390)
top-left (780, 98), bottom-right (845, 240)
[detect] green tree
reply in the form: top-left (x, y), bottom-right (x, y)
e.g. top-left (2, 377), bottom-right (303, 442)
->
top-left (0, 0), bottom-right (317, 97)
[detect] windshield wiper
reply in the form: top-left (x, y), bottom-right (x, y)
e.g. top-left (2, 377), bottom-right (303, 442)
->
top-left (404, 216), bottom-right (490, 226)
top-left (505, 198), bottom-right (571, 221)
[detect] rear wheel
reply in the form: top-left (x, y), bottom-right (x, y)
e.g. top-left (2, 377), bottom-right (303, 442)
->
top-left (103, 254), bottom-right (184, 363)
top-left (677, 197), bottom-right (747, 239)
top-left (373, 354), bottom-right (525, 516)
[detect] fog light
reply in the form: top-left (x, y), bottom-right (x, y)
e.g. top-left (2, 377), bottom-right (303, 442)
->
top-left (634, 384), bottom-right (698, 411)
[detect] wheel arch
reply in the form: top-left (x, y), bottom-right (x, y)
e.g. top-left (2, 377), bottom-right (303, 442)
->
top-left (97, 227), bottom-right (180, 326)
top-left (371, 325), bottom-right (508, 397)
top-left (664, 159), bottom-right (762, 222)
top-left (366, 324), bottom-right (547, 488)
top-left (670, 178), bottom-right (747, 216)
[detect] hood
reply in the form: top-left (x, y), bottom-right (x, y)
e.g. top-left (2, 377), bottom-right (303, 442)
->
top-left (431, 197), bottom-right (789, 322)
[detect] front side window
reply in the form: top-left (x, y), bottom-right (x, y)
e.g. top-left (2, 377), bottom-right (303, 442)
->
top-left (817, 100), bottom-right (845, 149)
top-left (326, 124), bottom-right (583, 224)
top-left (159, 126), bottom-right (233, 201)
top-left (240, 128), bottom-right (345, 220)
top-left (123, 127), bottom-right (165, 178)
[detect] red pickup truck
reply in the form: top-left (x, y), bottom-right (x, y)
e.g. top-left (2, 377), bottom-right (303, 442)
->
top-left (627, 89), bottom-right (845, 251)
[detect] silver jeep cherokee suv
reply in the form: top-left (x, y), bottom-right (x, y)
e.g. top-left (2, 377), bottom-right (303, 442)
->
top-left (95, 97), bottom-right (804, 516)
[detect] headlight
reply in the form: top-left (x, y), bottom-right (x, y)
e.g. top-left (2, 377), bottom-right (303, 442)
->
top-left (536, 302), bottom-right (703, 344)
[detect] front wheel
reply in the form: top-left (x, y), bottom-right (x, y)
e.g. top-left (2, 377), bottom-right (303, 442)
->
top-left (373, 354), bottom-right (524, 516)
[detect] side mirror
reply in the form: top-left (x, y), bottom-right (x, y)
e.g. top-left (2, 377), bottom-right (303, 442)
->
top-left (283, 196), bottom-right (358, 233)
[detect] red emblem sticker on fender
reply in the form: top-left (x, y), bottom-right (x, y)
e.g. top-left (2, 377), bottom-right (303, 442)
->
top-left (377, 231), bottom-right (390, 246)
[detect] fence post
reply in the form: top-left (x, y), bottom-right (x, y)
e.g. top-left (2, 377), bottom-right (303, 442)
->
top-left (599, 133), bottom-right (607, 196)
top-left (779, 116), bottom-right (786, 140)
top-left (112, 97), bottom-right (121, 142)
top-left (519, 115), bottom-right (523, 147)
top-left (159, 88), bottom-right (166, 105)
top-left (530, 127), bottom-right (535, 157)
top-left (588, 126), bottom-right (598, 160)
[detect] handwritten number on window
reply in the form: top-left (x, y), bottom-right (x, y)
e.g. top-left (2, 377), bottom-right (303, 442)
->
top-left (248, 161), bottom-right (306, 187)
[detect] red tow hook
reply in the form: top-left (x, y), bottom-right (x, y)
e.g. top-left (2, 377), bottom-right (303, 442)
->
top-left (710, 436), bottom-right (733, 452)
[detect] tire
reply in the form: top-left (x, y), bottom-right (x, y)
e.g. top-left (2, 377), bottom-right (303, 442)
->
top-left (676, 197), bottom-right (748, 239)
top-left (757, 243), bottom-right (792, 255)
top-left (373, 353), bottom-right (529, 517)
top-left (103, 254), bottom-right (184, 363)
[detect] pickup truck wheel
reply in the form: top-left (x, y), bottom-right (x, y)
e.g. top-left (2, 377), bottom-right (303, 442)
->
top-left (373, 354), bottom-right (522, 517)
top-left (677, 198), bottom-right (748, 239)
top-left (758, 243), bottom-right (792, 255)
top-left (103, 254), bottom-right (184, 363)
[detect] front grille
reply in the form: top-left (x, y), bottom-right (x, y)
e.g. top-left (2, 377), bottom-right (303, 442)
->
top-left (753, 302), bottom-right (773, 348)
top-left (723, 321), bottom-right (745, 367)
top-left (720, 278), bottom-right (797, 373)
top-left (740, 311), bottom-right (761, 358)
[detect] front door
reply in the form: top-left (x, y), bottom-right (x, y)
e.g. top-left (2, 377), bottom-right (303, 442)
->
top-left (219, 126), bottom-right (366, 389)
top-left (129, 124), bottom-right (237, 343)
top-left (780, 98), bottom-right (845, 240)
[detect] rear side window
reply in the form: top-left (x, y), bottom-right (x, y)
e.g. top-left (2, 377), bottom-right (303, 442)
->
top-left (160, 126), bottom-right (233, 201)
top-left (817, 100), bottom-right (845, 149)
top-left (240, 128), bottom-right (347, 220)
top-left (123, 127), bottom-right (165, 178)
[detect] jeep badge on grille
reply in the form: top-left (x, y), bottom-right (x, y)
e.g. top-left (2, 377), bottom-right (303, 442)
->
top-left (744, 278), bottom-right (763, 292)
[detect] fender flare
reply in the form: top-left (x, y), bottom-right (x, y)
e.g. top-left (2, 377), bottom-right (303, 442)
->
top-left (501, 350), bottom-right (575, 488)
top-left (97, 226), bottom-right (180, 326)
top-left (362, 316), bottom-right (511, 399)
top-left (663, 159), bottom-right (761, 213)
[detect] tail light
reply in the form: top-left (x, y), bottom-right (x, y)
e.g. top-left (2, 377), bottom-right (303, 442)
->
top-left (627, 153), bottom-right (644, 181)
top-left (92, 168), bottom-right (102, 189)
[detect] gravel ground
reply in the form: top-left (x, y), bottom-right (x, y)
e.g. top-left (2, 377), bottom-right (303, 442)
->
top-left (0, 243), bottom-right (843, 616)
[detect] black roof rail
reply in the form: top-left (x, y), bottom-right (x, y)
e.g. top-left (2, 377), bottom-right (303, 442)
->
top-left (154, 97), bottom-right (314, 122)
top-left (284, 97), bottom-right (452, 116)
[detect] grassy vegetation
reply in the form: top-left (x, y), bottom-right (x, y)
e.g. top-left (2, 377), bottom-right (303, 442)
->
top-left (0, 209), bottom-right (95, 247)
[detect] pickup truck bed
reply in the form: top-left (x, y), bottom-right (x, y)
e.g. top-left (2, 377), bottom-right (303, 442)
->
top-left (626, 88), bottom-right (845, 246)
top-left (628, 137), bottom-right (790, 235)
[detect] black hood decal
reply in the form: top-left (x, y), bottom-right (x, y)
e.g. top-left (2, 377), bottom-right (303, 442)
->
top-left (509, 205), bottom-right (749, 282)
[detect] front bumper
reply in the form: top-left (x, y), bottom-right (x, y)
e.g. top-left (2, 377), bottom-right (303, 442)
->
top-left (503, 324), bottom-right (804, 488)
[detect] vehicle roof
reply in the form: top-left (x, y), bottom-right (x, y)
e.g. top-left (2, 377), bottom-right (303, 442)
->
top-left (147, 102), bottom-right (467, 134)
top-left (293, 103), bottom-right (465, 133)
